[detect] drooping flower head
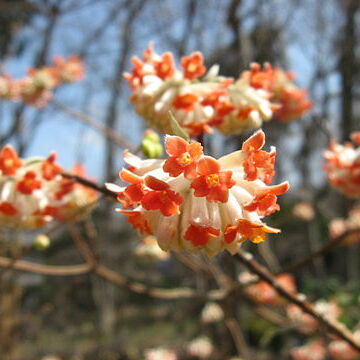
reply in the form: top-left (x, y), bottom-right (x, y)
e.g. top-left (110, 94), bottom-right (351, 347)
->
top-left (124, 44), bottom-right (281, 137)
top-left (240, 63), bottom-right (312, 122)
top-left (107, 130), bottom-right (289, 257)
top-left (324, 132), bottom-right (360, 198)
top-left (0, 146), bottom-right (98, 229)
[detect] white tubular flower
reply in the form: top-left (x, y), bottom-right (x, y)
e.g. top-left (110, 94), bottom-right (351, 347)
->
top-left (124, 44), bottom-right (277, 138)
top-left (107, 130), bottom-right (289, 257)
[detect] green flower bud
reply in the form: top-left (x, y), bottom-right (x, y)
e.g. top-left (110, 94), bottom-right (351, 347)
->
top-left (34, 234), bottom-right (51, 251)
top-left (141, 130), bottom-right (163, 158)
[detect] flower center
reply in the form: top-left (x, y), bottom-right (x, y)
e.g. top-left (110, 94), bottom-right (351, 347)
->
top-left (4, 158), bottom-right (14, 168)
top-left (188, 64), bottom-right (197, 72)
top-left (158, 191), bottom-right (169, 203)
top-left (252, 234), bottom-right (266, 243)
top-left (177, 152), bottom-right (192, 166)
top-left (161, 63), bottom-right (169, 72)
top-left (206, 174), bottom-right (219, 187)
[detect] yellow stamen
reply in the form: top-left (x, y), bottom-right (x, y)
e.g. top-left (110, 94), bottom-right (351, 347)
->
top-left (188, 64), bottom-right (197, 72)
top-left (177, 152), bottom-right (192, 166)
top-left (4, 159), bottom-right (14, 168)
top-left (251, 234), bottom-right (266, 243)
top-left (206, 174), bottom-right (219, 187)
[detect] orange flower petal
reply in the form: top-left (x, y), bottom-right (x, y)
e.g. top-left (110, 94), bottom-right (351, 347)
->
top-left (242, 130), bottom-right (265, 151)
top-left (183, 162), bottom-right (197, 180)
top-left (119, 168), bottom-right (143, 184)
top-left (184, 224), bottom-right (219, 246)
top-left (163, 157), bottom-right (184, 177)
top-left (165, 136), bottom-right (189, 156)
top-left (0, 202), bottom-right (18, 216)
top-left (181, 52), bottom-right (206, 80)
top-left (0, 145), bottom-right (22, 176)
top-left (188, 142), bottom-right (203, 160)
top-left (197, 156), bottom-right (220, 176)
top-left (145, 175), bottom-right (169, 191)
top-left (191, 176), bottom-right (210, 197)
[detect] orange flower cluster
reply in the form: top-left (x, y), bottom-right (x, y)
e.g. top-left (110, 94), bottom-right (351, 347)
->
top-left (289, 332), bottom-right (360, 360)
top-left (287, 300), bottom-right (342, 334)
top-left (107, 130), bottom-right (289, 256)
top-left (244, 273), bottom-right (296, 306)
top-left (324, 132), bottom-right (360, 198)
top-left (241, 63), bottom-right (312, 122)
top-left (328, 331), bottom-right (360, 360)
top-left (0, 56), bottom-right (84, 107)
top-left (329, 205), bottom-right (360, 245)
top-left (124, 45), bottom-right (311, 137)
top-left (0, 145), bottom-right (97, 229)
top-left (290, 340), bottom-right (327, 360)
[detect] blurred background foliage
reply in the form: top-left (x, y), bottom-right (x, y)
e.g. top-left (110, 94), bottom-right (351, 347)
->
top-left (0, 0), bottom-right (359, 359)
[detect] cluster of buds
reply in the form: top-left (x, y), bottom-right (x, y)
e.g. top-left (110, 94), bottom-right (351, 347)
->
top-left (329, 205), bottom-right (360, 246)
top-left (0, 145), bottom-right (97, 230)
top-left (124, 44), bottom-right (311, 137)
top-left (241, 63), bottom-right (312, 122)
top-left (0, 56), bottom-right (84, 107)
top-left (324, 132), bottom-right (360, 198)
top-left (287, 300), bottom-right (342, 334)
top-left (107, 130), bottom-right (289, 257)
top-left (244, 273), bottom-right (296, 306)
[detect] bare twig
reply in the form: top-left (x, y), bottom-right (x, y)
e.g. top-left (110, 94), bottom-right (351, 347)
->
top-left (224, 318), bottom-right (252, 360)
top-left (282, 228), bottom-right (360, 274)
top-left (0, 256), bottom-right (91, 276)
top-left (61, 172), bottom-right (117, 199)
top-left (234, 250), bottom-right (360, 352)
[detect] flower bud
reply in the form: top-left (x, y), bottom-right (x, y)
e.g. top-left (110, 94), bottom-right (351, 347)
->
top-left (141, 130), bottom-right (163, 158)
top-left (34, 234), bottom-right (50, 250)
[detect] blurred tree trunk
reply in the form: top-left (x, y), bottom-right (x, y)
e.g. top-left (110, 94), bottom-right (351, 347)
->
top-left (339, 0), bottom-right (359, 142)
